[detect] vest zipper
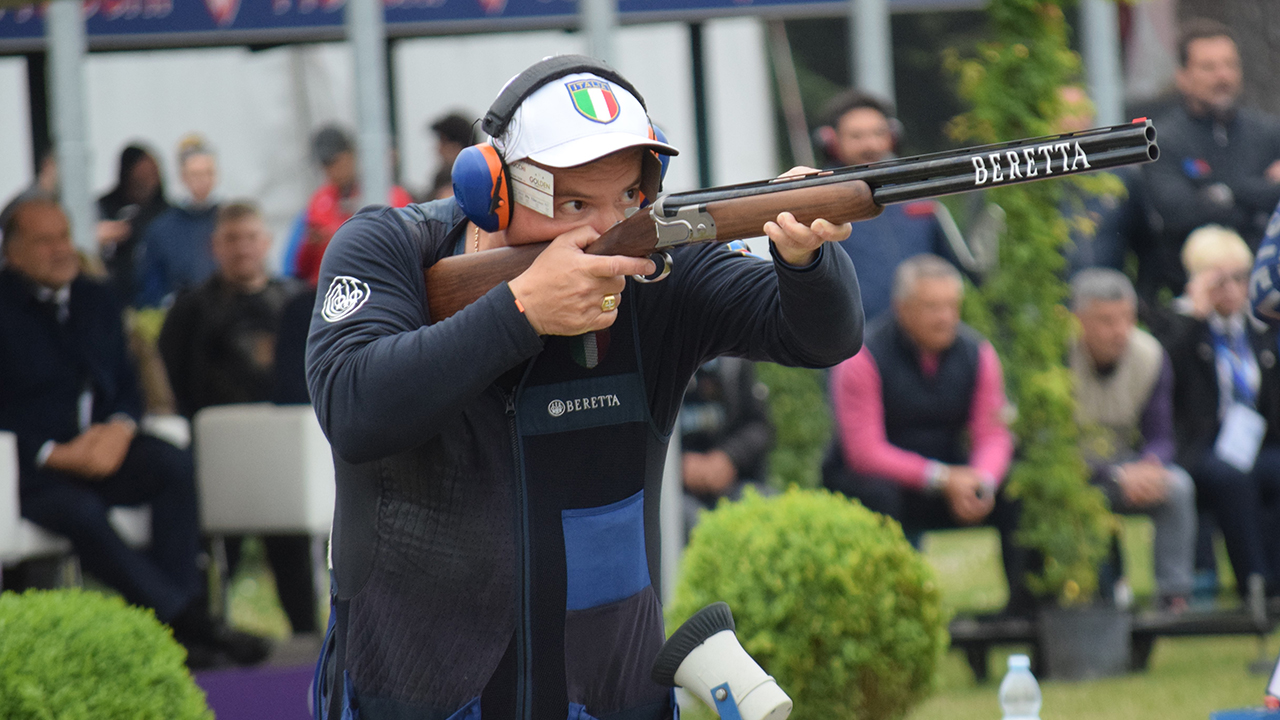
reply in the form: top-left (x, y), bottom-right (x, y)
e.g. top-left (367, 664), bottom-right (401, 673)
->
top-left (502, 385), bottom-right (534, 720)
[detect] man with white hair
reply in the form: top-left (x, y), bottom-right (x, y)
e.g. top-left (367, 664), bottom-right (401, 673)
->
top-left (823, 253), bottom-right (1032, 614)
top-left (305, 56), bottom-right (864, 720)
top-left (1165, 225), bottom-right (1280, 601)
top-left (1070, 268), bottom-right (1196, 611)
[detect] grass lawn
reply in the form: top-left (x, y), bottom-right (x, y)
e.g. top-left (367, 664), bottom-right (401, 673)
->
top-left (910, 522), bottom-right (1269, 720)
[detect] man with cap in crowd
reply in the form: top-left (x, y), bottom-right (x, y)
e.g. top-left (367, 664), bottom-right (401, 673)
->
top-left (306, 56), bottom-right (864, 720)
top-left (425, 110), bottom-right (478, 200)
top-left (294, 125), bottom-right (414, 286)
top-left (818, 89), bottom-right (975, 321)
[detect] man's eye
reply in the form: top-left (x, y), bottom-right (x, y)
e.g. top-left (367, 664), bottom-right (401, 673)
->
top-left (624, 188), bottom-right (639, 202)
top-left (564, 200), bottom-right (586, 212)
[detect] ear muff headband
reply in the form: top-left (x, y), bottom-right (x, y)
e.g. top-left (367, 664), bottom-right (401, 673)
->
top-left (481, 54), bottom-right (648, 139)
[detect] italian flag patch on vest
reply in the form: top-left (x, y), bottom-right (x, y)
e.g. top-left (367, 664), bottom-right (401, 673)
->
top-left (572, 330), bottom-right (611, 370)
top-left (566, 79), bottom-right (620, 124)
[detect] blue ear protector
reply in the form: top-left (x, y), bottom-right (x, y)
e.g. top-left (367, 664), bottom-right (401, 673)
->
top-left (452, 55), bottom-right (670, 232)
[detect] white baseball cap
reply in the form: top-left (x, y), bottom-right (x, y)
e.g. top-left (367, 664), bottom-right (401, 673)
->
top-left (493, 71), bottom-right (679, 168)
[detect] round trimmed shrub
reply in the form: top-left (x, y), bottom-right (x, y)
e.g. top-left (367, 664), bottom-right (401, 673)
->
top-left (0, 588), bottom-right (212, 720)
top-left (669, 488), bottom-right (949, 720)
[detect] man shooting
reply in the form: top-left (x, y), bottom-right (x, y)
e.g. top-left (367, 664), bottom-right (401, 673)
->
top-left (306, 56), bottom-right (864, 720)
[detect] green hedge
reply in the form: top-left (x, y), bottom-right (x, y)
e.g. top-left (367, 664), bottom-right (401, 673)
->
top-left (669, 488), bottom-right (949, 720)
top-left (757, 363), bottom-right (831, 490)
top-left (0, 588), bottom-right (212, 720)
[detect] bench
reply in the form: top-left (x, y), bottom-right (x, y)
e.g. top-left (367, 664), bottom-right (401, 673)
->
top-left (949, 605), bottom-right (1275, 682)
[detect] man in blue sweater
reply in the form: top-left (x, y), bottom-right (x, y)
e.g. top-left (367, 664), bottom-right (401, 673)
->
top-left (818, 89), bottom-right (972, 321)
top-left (134, 137), bottom-right (220, 308)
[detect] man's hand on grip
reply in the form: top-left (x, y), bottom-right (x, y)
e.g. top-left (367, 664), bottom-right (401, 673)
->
top-left (508, 226), bottom-right (656, 337)
top-left (763, 167), bottom-right (854, 266)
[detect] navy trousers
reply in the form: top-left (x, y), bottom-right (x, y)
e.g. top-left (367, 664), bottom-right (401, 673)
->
top-left (19, 433), bottom-right (202, 621)
top-left (1190, 445), bottom-right (1280, 594)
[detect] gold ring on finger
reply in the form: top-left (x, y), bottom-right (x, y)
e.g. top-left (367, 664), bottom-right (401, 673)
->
top-left (601, 294), bottom-right (618, 312)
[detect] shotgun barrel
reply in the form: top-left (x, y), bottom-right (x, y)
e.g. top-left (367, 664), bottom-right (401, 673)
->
top-left (423, 119), bottom-right (1159, 322)
top-left (659, 119), bottom-right (1157, 209)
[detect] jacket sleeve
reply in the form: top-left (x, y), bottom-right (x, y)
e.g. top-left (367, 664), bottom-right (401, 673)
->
top-left (306, 207), bottom-right (544, 464)
top-left (661, 241), bottom-right (864, 368)
top-left (104, 291), bottom-right (144, 425)
top-left (158, 292), bottom-right (198, 419)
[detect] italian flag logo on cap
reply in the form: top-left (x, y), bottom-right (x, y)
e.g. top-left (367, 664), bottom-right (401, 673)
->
top-left (566, 79), bottom-right (620, 124)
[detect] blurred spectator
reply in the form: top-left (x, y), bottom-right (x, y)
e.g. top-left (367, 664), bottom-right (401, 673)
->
top-left (158, 201), bottom-right (316, 634)
top-left (818, 90), bottom-right (975, 321)
top-left (426, 110), bottom-right (477, 197)
top-left (1139, 19), bottom-right (1280, 303)
top-left (1161, 225), bottom-right (1280, 599)
top-left (0, 147), bottom-right (58, 234)
top-left (97, 144), bottom-right (170, 305)
top-left (1056, 86), bottom-right (1151, 278)
top-left (428, 167), bottom-right (455, 201)
top-left (293, 126), bottom-right (413, 286)
top-left (1, 149), bottom-right (134, 259)
top-left (0, 194), bottom-right (267, 667)
top-left (680, 357), bottom-right (775, 539)
top-left (1069, 268), bottom-right (1195, 611)
top-left (134, 135), bottom-right (220, 308)
top-left (822, 254), bottom-right (1033, 614)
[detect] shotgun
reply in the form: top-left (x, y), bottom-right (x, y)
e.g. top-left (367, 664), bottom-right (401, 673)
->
top-left (425, 119), bottom-right (1158, 322)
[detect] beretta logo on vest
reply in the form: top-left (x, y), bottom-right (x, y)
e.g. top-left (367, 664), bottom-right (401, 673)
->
top-left (548, 394), bottom-right (621, 417)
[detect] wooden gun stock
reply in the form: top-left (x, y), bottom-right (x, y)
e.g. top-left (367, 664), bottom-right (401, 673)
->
top-left (424, 181), bottom-right (879, 323)
top-left (423, 119), bottom-right (1159, 323)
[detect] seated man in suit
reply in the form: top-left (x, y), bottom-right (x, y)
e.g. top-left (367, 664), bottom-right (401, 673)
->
top-left (823, 253), bottom-right (1032, 613)
top-left (0, 194), bottom-right (267, 667)
top-left (1069, 268), bottom-right (1196, 611)
top-left (159, 200), bottom-right (316, 634)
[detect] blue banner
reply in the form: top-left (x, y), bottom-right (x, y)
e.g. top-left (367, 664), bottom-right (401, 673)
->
top-left (0, 0), bottom-right (980, 53)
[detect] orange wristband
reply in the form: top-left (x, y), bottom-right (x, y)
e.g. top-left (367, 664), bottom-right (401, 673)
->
top-left (514, 298), bottom-right (526, 314)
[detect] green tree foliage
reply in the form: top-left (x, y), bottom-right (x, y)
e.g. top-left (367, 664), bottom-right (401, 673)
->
top-left (0, 589), bottom-right (213, 720)
top-left (757, 363), bottom-right (831, 490)
top-left (670, 489), bottom-right (949, 720)
top-left (947, 0), bottom-right (1115, 604)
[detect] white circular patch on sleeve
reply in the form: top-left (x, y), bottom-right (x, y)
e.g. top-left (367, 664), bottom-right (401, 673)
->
top-left (322, 276), bottom-right (372, 322)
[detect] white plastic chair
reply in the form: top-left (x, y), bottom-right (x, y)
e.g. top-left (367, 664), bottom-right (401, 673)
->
top-left (193, 403), bottom-right (334, 620)
top-left (192, 403), bottom-right (334, 537)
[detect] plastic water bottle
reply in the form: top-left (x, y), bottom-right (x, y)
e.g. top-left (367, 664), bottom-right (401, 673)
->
top-left (998, 654), bottom-right (1041, 720)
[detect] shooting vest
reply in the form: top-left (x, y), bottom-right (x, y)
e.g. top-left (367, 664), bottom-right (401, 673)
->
top-left (864, 317), bottom-right (981, 464)
top-left (320, 203), bottom-right (673, 720)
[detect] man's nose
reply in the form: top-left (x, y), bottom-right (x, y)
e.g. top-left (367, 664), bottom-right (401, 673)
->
top-left (594, 205), bottom-right (628, 233)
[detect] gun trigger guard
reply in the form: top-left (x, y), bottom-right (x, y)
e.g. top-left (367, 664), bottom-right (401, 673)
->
top-left (632, 251), bottom-right (672, 284)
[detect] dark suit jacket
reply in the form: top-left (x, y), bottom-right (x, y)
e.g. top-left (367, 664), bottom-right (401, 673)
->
top-left (1161, 311), bottom-right (1280, 471)
top-left (0, 267), bottom-right (142, 473)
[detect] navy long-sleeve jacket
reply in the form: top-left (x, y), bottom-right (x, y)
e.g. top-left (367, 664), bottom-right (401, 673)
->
top-left (304, 198), bottom-right (863, 720)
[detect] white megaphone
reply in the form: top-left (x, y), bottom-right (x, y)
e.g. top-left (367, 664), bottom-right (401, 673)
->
top-left (651, 602), bottom-right (792, 720)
